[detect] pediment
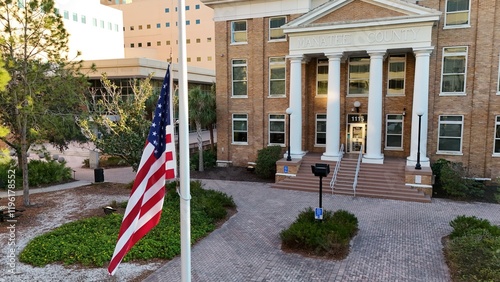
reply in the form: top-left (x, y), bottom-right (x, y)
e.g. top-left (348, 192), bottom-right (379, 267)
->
top-left (313, 1), bottom-right (406, 24)
top-left (284, 0), bottom-right (441, 31)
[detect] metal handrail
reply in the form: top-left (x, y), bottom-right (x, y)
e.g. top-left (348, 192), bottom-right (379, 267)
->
top-left (352, 145), bottom-right (363, 197)
top-left (330, 144), bottom-right (345, 193)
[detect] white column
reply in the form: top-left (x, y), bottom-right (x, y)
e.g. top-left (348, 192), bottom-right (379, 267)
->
top-left (407, 47), bottom-right (433, 167)
top-left (287, 54), bottom-right (305, 159)
top-left (322, 52), bottom-right (343, 161)
top-left (363, 50), bottom-right (385, 164)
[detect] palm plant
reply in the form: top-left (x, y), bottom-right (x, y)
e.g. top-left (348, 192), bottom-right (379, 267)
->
top-left (188, 87), bottom-right (216, 171)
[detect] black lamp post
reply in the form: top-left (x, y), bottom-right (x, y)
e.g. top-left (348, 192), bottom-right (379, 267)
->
top-left (286, 108), bottom-right (292, 161)
top-left (415, 112), bottom-right (423, 170)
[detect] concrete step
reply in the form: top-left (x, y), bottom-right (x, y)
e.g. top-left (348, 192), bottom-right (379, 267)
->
top-left (272, 153), bottom-right (431, 203)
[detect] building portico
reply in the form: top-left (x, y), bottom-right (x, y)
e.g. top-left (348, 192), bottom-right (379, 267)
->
top-left (282, 0), bottom-right (440, 166)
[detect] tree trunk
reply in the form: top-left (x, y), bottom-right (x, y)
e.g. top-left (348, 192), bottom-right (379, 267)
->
top-left (196, 121), bottom-right (204, 172)
top-left (21, 119), bottom-right (30, 206)
top-left (208, 124), bottom-right (215, 151)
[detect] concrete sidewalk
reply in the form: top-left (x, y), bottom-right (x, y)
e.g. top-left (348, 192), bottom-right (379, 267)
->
top-left (0, 180), bottom-right (92, 198)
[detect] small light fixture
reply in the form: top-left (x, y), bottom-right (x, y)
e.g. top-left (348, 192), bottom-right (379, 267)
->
top-left (402, 107), bottom-right (406, 116)
top-left (353, 101), bottom-right (361, 113)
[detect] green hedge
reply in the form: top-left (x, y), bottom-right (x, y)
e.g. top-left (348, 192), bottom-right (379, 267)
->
top-left (190, 149), bottom-right (217, 171)
top-left (280, 208), bottom-right (358, 258)
top-left (255, 145), bottom-right (283, 179)
top-left (445, 215), bottom-right (500, 281)
top-left (431, 159), bottom-right (485, 199)
top-left (0, 160), bottom-right (72, 189)
top-left (19, 180), bottom-right (235, 267)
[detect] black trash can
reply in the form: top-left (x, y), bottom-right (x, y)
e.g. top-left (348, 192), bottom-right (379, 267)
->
top-left (94, 168), bottom-right (104, 183)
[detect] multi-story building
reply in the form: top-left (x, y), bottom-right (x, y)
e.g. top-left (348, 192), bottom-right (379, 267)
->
top-left (55, 0), bottom-right (215, 107)
top-left (101, 0), bottom-right (216, 70)
top-left (56, 0), bottom-right (125, 60)
top-left (202, 0), bottom-right (500, 182)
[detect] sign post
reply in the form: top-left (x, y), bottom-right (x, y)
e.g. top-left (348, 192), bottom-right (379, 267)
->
top-left (311, 163), bottom-right (330, 221)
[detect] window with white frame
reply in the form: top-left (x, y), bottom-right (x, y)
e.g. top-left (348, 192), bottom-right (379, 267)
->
top-left (232, 114), bottom-right (248, 144)
top-left (316, 114), bottom-right (327, 145)
top-left (348, 57), bottom-right (370, 95)
top-left (385, 114), bottom-right (403, 149)
top-left (231, 21), bottom-right (247, 43)
top-left (232, 59), bottom-right (247, 97)
top-left (494, 116), bottom-right (500, 154)
top-left (269, 17), bottom-right (286, 41)
top-left (438, 115), bottom-right (463, 153)
top-left (317, 59), bottom-right (328, 96)
top-left (441, 47), bottom-right (467, 95)
top-left (269, 57), bottom-right (286, 96)
top-left (269, 114), bottom-right (285, 145)
top-left (445, 0), bottom-right (470, 27)
top-left (387, 55), bottom-right (406, 96)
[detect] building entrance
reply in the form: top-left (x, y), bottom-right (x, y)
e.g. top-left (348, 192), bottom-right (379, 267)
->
top-left (347, 114), bottom-right (367, 153)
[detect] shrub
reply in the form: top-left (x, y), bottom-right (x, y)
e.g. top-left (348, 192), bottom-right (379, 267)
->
top-left (82, 156), bottom-right (128, 168)
top-left (280, 208), bottom-right (358, 259)
top-left (190, 149), bottom-right (217, 171)
top-left (431, 159), bottom-right (485, 199)
top-left (19, 180), bottom-right (236, 267)
top-left (255, 145), bottom-right (283, 179)
top-left (446, 228), bottom-right (500, 281)
top-left (27, 160), bottom-right (72, 187)
top-left (0, 159), bottom-right (71, 189)
top-left (449, 215), bottom-right (500, 239)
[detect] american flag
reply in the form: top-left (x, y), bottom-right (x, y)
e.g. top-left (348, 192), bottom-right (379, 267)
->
top-left (108, 65), bottom-right (176, 276)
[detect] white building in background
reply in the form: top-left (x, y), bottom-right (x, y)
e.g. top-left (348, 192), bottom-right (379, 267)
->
top-left (55, 0), bottom-right (124, 60)
top-left (100, 0), bottom-right (216, 70)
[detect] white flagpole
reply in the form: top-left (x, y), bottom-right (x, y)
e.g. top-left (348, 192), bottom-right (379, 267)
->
top-left (177, 0), bottom-right (191, 281)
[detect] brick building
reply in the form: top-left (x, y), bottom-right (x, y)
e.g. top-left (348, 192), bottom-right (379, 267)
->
top-left (202, 0), bottom-right (500, 180)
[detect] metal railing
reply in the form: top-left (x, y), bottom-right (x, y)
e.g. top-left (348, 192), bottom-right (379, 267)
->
top-left (352, 145), bottom-right (363, 197)
top-left (329, 144), bottom-right (345, 193)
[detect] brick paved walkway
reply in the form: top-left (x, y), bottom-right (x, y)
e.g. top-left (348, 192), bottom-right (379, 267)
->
top-left (144, 179), bottom-right (500, 282)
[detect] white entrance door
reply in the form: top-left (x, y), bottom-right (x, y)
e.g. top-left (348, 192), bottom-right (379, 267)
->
top-left (349, 123), bottom-right (366, 153)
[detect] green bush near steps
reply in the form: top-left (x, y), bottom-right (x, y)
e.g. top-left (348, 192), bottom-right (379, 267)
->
top-left (431, 159), bottom-right (485, 200)
top-left (255, 145), bottom-right (283, 179)
top-left (280, 208), bottom-right (358, 259)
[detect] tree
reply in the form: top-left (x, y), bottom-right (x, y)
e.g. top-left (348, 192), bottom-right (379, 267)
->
top-left (0, 0), bottom-right (89, 206)
top-left (188, 86), bottom-right (216, 172)
top-left (0, 56), bottom-right (11, 164)
top-left (78, 74), bottom-right (155, 172)
top-left (0, 55), bottom-right (9, 90)
top-left (207, 83), bottom-right (217, 151)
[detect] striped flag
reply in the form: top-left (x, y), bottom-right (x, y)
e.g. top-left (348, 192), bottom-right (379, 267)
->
top-left (108, 65), bottom-right (176, 276)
